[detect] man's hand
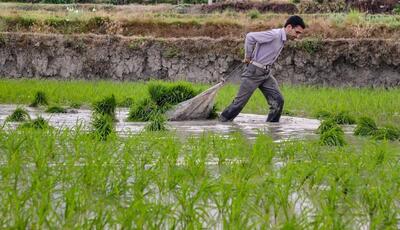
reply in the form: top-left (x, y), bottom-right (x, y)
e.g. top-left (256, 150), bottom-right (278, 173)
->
top-left (242, 58), bottom-right (251, 64)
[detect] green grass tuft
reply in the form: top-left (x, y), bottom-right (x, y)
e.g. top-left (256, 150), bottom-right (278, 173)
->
top-left (247, 9), bottom-right (261, 19)
top-left (6, 107), bottom-right (30, 122)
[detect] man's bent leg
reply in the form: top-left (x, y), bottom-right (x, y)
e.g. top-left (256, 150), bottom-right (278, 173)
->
top-left (220, 77), bottom-right (259, 121)
top-left (259, 75), bottom-right (284, 122)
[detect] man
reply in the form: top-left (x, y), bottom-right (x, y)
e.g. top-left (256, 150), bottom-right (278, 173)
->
top-left (220, 15), bottom-right (305, 122)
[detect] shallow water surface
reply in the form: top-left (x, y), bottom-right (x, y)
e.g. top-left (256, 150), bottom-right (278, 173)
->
top-left (0, 104), bottom-right (321, 141)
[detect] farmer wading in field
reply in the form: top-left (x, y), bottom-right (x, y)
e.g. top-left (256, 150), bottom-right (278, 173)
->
top-left (220, 15), bottom-right (305, 122)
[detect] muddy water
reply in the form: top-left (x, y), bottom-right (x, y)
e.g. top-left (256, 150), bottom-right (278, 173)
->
top-left (0, 104), bottom-right (321, 141)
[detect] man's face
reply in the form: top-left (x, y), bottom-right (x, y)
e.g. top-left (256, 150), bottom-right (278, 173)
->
top-left (286, 25), bottom-right (304, 40)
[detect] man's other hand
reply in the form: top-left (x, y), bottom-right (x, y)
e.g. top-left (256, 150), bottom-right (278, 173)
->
top-left (243, 58), bottom-right (251, 64)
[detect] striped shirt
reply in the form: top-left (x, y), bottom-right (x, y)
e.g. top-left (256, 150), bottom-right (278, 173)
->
top-left (245, 28), bottom-right (287, 66)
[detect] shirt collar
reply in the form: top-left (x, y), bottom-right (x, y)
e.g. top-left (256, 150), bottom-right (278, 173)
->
top-left (281, 28), bottom-right (287, 42)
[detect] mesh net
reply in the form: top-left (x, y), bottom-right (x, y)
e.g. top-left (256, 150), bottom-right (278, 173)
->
top-left (166, 82), bottom-right (224, 121)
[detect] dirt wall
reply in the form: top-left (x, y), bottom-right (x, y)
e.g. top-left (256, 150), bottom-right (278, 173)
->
top-left (1, 32), bottom-right (399, 87)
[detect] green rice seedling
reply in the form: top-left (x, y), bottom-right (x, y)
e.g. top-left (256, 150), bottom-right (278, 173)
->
top-left (332, 111), bottom-right (356, 125)
top-left (316, 119), bottom-right (340, 134)
top-left (314, 110), bottom-right (355, 124)
top-left (354, 116), bottom-right (378, 136)
top-left (314, 110), bottom-right (333, 120)
top-left (128, 98), bottom-right (165, 122)
top-left (148, 82), bottom-right (170, 107)
top-left (128, 98), bottom-right (155, 122)
top-left (92, 94), bottom-right (117, 118)
top-left (145, 113), bottom-right (167, 132)
top-left (19, 116), bottom-right (51, 129)
top-left (5, 107), bottom-right (30, 122)
top-left (29, 91), bottom-right (48, 107)
top-left (167, 83), bottom-right (198, 105)
top-left (118, 97), bottom-right (134, 108)
top-left (148, 82), bottom-right (198, 107)
top-left (1, 124), bottom-right (400, 228)
top-left (2, 79), bottom-right (400, 125)
top-left (45, 105), bottom-right (67, 113)
top-left (91, 113), bottom-right (115, 141)
top-left (69, 102), bottom-right (81, 109)
top-left (320, 126), bottom-right (346, 146)
top-left (372, 126), bottom-right (400, 141)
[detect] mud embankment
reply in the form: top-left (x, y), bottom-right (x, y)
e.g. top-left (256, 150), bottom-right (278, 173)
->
top-left (1, 32), bottom-right (400, 87)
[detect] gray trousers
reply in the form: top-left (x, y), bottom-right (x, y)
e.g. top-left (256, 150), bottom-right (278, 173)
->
top-left (221, 63), bottom-right (284, 122)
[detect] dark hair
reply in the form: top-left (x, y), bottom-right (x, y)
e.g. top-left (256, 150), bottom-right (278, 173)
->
top-left (284, 15), bottom-right (306, 29)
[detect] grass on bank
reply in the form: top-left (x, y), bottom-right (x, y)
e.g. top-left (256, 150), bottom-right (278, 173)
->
top-left (1, 10), bottom-right (400, 38)
top-left (0, 127), bottom-right (399, 228)
top-left (0, 79), bottom-right (399, 125)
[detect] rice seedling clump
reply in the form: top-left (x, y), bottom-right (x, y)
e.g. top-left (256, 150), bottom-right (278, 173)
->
top-left (19, 116), bottom-right (51, 129)
top-left (148, 82), bottom-right (198, 107)
top-left (317, 119), bottom-right (347, 146)
top-left (90, 95), bottom-right (118, 140)
top-left (145, 112), bottom-right (168, 131)
top-left (129, 82), bottom-right (201, 122)
top-left (332, 111), bottom-right (356, 125)
top-left (320, 127), bottom-right (346, 146)
top-left (314, 110), bottom-right (356, 125)
top-left (45, 106), bottom-right (67, 113)
top-left (316, 119), bottom-right (340, 134)
top-left (92, 94), bottom-right (117, 119)
top-left (354, 116), bottom-right (378, 136)
top-left (128, 98), bottom-right (162, 121)
top-left (372, 125), bottom-right (400, 141)
top-left (118, 97), bottom-right (134, 107)
top-left (91, 113), bottom-right (115, 141)
top-left (29, 91), bottom-right (48, 107)
top-left (314, 110), bottom-right (333, 119)
top-left (5, 107), bottom-right (30, 122)
top-left (148, 83), bottom-right (170, 107)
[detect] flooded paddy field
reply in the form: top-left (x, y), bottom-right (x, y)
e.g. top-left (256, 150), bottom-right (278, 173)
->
top-left (1, 103), bottom-right (399, 229)
top-left (1, 1), bottom-right (400, 227)
top-left (0, 104), bottom-right (323, 141)
top-left (0, 120), bottom-right (399, 229)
